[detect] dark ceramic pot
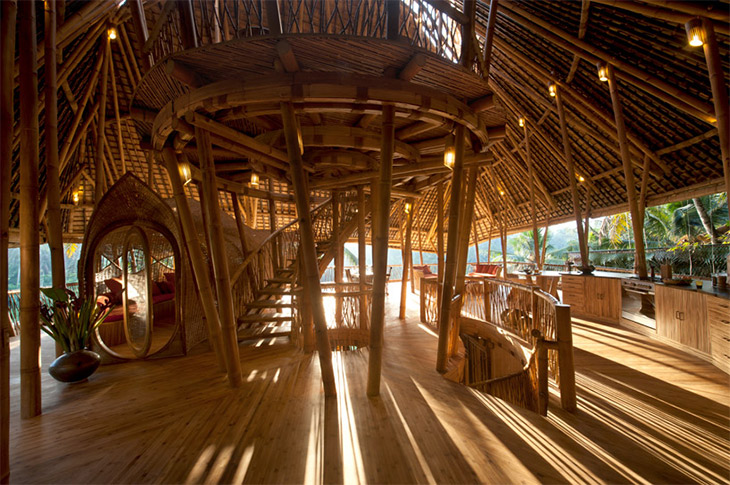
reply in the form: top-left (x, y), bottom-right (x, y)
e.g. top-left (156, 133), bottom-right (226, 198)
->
top-left (49, 349), bottom-right (101, 383)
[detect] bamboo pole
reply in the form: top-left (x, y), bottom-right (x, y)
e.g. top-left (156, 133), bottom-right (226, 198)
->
top-left (161, 148), bottom-right (226, 373)
top-left (367, 104), bottom-right (395, 396)
top-left (556, 304), bottom-right (576, 411)
top-left (280, 102), bottom-right (337, 397)
top-left (19, 0), bottom-right (42, 419)
top-left (522, 121), bottom-right (541, 270)
top-left (109, 49), bottom-right (126, 173)
top-left (195, 128), bottom-right (243, 388)
top-left (481, 0), bottom-right (499, 78)
top-left (268, 179), bottom-right (279, 270)
top-left (399, 199), bottom-right (413, 319)
top-left (606, 65), bottom-right (647, 278)
top-left (231, 193), bottom-right (250, 256)
top-left (357, 187), bottom-right (369, 330)
top-left (178, 0), bottom-right (199, 49)
top-left (473, 223), bottom-right (480, 265)
top-left (436, 125), bottom-right (466, 373)
top-left (333, 189), bottom-right (343, 327)
top-left (437, 181), bottom-right (444, 280)
top-left (555, 87), bottom-right (589, 269)
top-left (1, 2), bottom-right (16, 480)
top-left (701, 19), bottom-right (730, 217)
top-left (129, 0), bottom-right (152, 71)
top-left (455, 168), bottom-right (478, 295)
top-left (95, 36), bottom-right (110, 203)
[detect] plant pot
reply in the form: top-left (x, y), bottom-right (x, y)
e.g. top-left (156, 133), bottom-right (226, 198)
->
top-left (49, 349), bottom-right (101, 383)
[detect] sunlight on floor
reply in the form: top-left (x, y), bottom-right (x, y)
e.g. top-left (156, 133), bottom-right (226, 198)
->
top-left (333, 351), bottom-right (366, 484)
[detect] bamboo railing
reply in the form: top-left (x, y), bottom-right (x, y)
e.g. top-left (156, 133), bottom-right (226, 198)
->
top-left (146, 0), bottom-right (466, 71)
top-left (6, 282), bottom-right (80, 337)
top-left (320, 281), bottom-right (371, 350)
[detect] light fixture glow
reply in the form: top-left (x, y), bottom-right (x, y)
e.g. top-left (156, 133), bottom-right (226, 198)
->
top-left (685, 18), bottom-right (705, 47)
top-left (250, 172), bottom-right (259, 187)
top-left (443, 133), bottom-right (455, 169)
top-left (548, 82), bottom-right (557, 97)
top-left (297, 130), bottom-right (304, 155)
top-left (72, 188), bottom-right (82, 205)
top-left (179, 160), bottom-right (192, 185)
top-left (578, 174), bottom-right (585, 182)
top-left (498, 188), bottom-right (505, 196)
top-left (107, 27), bottom-right (118, 40)
top-left (404, 202), bottom-right (412, 214)
top-left (518, 117), bottom-right (525, 128)
top-left (596, 63), bottom-right (608, 82)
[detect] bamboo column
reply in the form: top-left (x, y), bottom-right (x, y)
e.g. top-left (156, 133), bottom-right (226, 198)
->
top-left (473, 223), bottom-right (480, 265)
top-left (554, 87), bottom-right (589, 268)
top-left (455, 168), bottom-right (478, 296)
top-left (357, 187), bottom-right (369, 330)
top-left (280, 102), bottom-right (337, 397)
top-left (367, 104), bottom-right (395, 396)
top-left (399, 198), bottom-right (413, 319)
top-left (95, 34), bottom-right (110, 203)
top-left (701, 19), bottom-right (730, 216)
top-left (268, 179), bottom-right (280, 270)
top-left (436, 125), bottom-right (466, 373)
top-left (437, 181), bottom-right (444, 280)
top-left (44, 0), bottom-right (64, 358)
top-left (606, 65), bottom-right (647, 278)
top-left (482, 0), bottom-right (499, 78)
top-left (161, 148), bottom-right (226, 373)
top-left (522, 120), bottom-right (541, 270)
top-left (231, 193), bottom-right (250, 256)
top-left (333, 189), bottom-right (343, 327)
top-left (19, 0), bottom-right (42, 419)
top-left (1, 2), bottom-right (16, 480)
top-left (195, 128), bottom-right (243, 388)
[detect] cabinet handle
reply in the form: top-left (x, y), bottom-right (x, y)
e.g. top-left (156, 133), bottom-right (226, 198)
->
top-left (675, 311), bottom-right (680, 320)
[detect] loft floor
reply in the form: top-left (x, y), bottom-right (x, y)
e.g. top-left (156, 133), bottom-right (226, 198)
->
top-left (9, 283), bottom-right (730, 484)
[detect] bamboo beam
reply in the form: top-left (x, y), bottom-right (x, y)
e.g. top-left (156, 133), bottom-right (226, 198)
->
top-left (44, 0), bottom-right (65, 301)
top-left (280, 102), bottom-right (337, 397)
top-left (161, 148), bottom-right (227, 373)
top-left (367, 104), bottom-right (395, 397)
top-left (565, 0), bottom-right (590, 84)
top-left (195, 128), bottom-right (243, 387)
top-left (19, 0), bottom-right (42, 420)
top-left (109, 51), bottom-right (126, 173)
top-left (499, 1), bottom-right (715, 124)
top-left (357, 187), bottom-right (369, 330)
top-left (522, 121), bottom-right (541, 269)
top-left (129, 0), bottom-right (152, 70)
top-left (481, 0), bottom-right (499, 79)
top-left (422, 0), bottom-right (469, 24)
top-left (555, 87), bottom-right (589, 268)
top-left (95, 37), bottom-right (110, 202)
top-left (606, 65), bottom-right (647, 278)
top-left (1, 1), bottom-right (16, 481)
top-left (700, 19), bottom-right (730, 216)
top-left (399, 53), bottom-right (427, 81)
top-left (642, 0), bottom-right (729, 23)
top-left (436, 125), bottom-right (466, 373)
top-left (165, 60), bottom-right (202, 88)
top-left (399, 198), bottom-right (413, 319)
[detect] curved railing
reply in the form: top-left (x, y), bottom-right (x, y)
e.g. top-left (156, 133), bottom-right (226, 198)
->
top-left (320, 281), bottom-right (371, 350)
top-left (145, 0), bottom-right (466, 71)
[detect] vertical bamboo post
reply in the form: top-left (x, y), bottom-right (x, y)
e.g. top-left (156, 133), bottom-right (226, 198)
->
top-left (701, 19), bottom-right (730, 217)
top-left (177, 0), bottom-right (198, 49)
top-left (44, 0), bottom-right (65, 357)
top-left (267, 180), bottom-right (280, 270)
top-left (1, 2), bottom-right (17, 480)
top-left (533, 330), bottom-right (548, 416)
top-left (436, 125), bottom-right (466, 373)
top-left (386, 0), bottom-right (400, 40)
top-left (280, 102), bottom-right (337, 397)
top-left (461, 0), bottom-right (476, 68)
top-left (333, 189), bottom-right (343, 326)
top-left (231, 192), bottom-right (250, 256)
top-left (161, 148), bottom-right (226, 373)
top-left (473, 223), bottom-right (480, 265)
top-left (195, 128), bottom-right (243, 388)
top-left (436, 181), bottom-right (444, 323)
top-left (95, 35), bottom-right (110, 203)
top-left (265, 0), bottom-right (282, 36)
top-left (357, 187), bottom-right (368, 330)
top-left (501, 220), bottom-right (508, 275)
top-left (399, 198), bottom-right (413, 319)
top-left (367, 104), bottom-right (395, 396)
top-left (523, 121), bottom-right (541, 270)
top-left (606, 65), bottom-right (647, 279)
top-left (455, 168), bottom-right (478, 296)
top-left (555, 303), bottom-right (576, 412)
top-left (487, 236), bottom-right (492, 262)
top-left (19, 0), bottom-right (42, 419)
top-left (554, 87), bottom-right (589, 268)
top-left (482, 0), bottom-right (499, 78)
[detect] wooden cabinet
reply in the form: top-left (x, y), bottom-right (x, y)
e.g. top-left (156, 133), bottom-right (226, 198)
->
top-left (561, 275), bottom-right (620, 323)
top-left (707, 296), bottom-right (730, 373)
top-left (655, 286), bottom-right (710, 354)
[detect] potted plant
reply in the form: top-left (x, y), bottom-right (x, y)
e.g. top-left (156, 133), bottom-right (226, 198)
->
top-left (40, 287), bottom-right (114, 383)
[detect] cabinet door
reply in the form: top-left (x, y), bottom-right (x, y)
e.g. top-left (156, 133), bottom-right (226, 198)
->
top-left (561, 276), bottom-right (585, 313)
top-left (656, 286), bottom-right (680, 341)
top-left (679, 291), bottom-right (708, 353)
top-left (596, 278), bottom-right (621, 322)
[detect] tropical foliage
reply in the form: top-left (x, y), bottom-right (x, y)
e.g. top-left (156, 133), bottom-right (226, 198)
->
top-left (39, 288), bottom-right (114, 353)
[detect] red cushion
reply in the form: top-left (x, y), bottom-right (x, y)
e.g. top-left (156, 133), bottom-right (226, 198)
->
top-left (157, 280), bottom-right (174, 294)
top-left (153, 293), bottom-right (175, 304)
top-left (474, 264), bottom-right (490, 274)
top-left (104, 278), bottom-right (123, 303)
top-left (164, 272), bottom-right (175, 287)
top-left (151, 281), bottom-right (162, 296)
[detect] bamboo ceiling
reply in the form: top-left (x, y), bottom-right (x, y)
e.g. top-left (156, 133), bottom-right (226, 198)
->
top-left (5, 0), bottom-right (729, 252)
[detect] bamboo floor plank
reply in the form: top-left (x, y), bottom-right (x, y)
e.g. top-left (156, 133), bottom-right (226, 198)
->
top-left (8, 282), bottom-right (730, 484)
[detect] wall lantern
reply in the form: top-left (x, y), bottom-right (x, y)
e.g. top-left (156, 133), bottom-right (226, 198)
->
top-left (518, 117), bottom-right (525, 128)
top-left (443, 133), bottom-right (455, 169)
top-left (179, 159), bottom-right (192, 186)
top-left (596, 62), bottom-right (609, 82)
top-left (404, 202), bottom-right (412, 214)
top-left (577, 174), bottom-right (585, 183)
top-left (72, 188), bottom-right (82, 205)
top-left (548, 81), bottom-right (557, 97)
top-left (250, 172), bottom-right (260, 187)
top-left (107, 27), bottom-right (118, 40)
top-left (685, 18), bottom-right (705, 47)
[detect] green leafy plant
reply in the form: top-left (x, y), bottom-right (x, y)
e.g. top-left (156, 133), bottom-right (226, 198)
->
top-left (39, 288), bottom-right (115, 353)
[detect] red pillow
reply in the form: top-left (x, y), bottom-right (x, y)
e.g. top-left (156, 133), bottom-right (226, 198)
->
top-left (104, 278), bottom-right (123, 303)
top-left (474, 264), bottom-right (489, 274)
top-left (151, 281), bottom-right (162, 296)
top-left (164, 272), bottom-right (175, 286)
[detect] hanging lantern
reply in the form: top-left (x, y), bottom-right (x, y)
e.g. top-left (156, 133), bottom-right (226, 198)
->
top-left (443, 133), bottom-right (455, 169)
top-left (404, 201), bottom-right (412, 214)
top-left (685, 18), bottom-right (705, 47)
top-left (72, 188), bottom-right (82, 205)
top-left (107, 27), bottom-right (118, 40)
top-left (178, 159), bottom-right (192, 186)
top-left (548, 81), bottom-right (557, 97)
top-left (518, 117), bottom-right (525, 128)
top-left (596, 62), bottom-right (608, 82)
top-left (250, 172), bottom-right (260, 187)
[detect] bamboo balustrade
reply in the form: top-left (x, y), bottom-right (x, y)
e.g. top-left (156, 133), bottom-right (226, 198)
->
top-left (319, 282), bottom-right (372, 350)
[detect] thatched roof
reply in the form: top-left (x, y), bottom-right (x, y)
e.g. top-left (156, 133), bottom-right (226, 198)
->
top-left (5, 0), bottom-right (728, 251)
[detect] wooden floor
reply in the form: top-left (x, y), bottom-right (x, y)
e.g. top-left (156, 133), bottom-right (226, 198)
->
top-left (8, 283), bottom-right (730, 484)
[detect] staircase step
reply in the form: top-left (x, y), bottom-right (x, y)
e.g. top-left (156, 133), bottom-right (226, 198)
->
top-left (276, 268), bottom-right (295, 275)
top-left (258, 287), bottom-right (292, 296)
top-left (246, 300), bottom-right (294, 309)
top-left (238, 313), bottom-right (293, 324)
top-left (238, 330), bottom-right (291, 342)
top-left (266, 277), bottom-right (295, 285)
